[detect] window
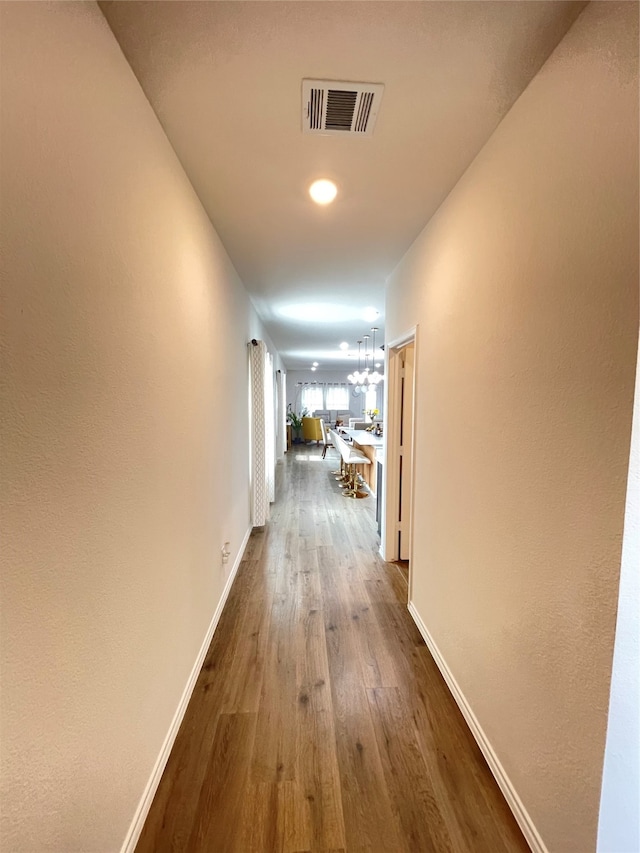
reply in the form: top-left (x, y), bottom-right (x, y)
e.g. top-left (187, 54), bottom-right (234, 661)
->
top-left (297, 383), bottom-right (350, 413)
top-left (326, 385), bottom-right (349, 410)
top-left (300, 385), bottom-right (323, 413)
top-left (365, 386), bottom-right (378, 414)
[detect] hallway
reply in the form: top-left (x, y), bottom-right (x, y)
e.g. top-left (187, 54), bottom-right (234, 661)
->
top-left (136, 445), bottom-right (528, 852)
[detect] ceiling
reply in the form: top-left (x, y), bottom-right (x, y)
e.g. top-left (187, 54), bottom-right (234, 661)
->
top-left (100, 0), bottom-right (585, 371)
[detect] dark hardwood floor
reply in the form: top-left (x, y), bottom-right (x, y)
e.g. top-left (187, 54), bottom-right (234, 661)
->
top-left (136, 444), bottom-right (529, 853)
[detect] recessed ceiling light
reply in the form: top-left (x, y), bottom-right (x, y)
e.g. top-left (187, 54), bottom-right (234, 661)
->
top-left (311, 366), bottom-right (316, 371)
top-left (375, 363), bottom-right (381, 368)
top-left (312, 362), bottom-right (319, 366)
top-left (339, 342), bottom-right (349, 350)
top-left (309, 179), bottom-right (337, 205)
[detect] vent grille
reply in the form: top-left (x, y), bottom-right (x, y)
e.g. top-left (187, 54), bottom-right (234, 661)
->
top-left (303, 80), bottom-right (384, 137)
top-left (325, 90), bottom-right (358, 130)
top-left (308, 88), bottom-right (324, 130)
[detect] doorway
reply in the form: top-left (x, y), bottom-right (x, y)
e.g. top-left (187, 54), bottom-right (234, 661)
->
top-left (382, 330), bottom-right (416, 598)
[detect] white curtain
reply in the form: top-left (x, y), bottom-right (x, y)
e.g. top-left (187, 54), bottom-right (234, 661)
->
top-left (265, 351), bottom-right (275, 504)
top-left (249, 340), bottom-right (275, 526)
top-left (364, 385), bottom-right (379, 413)
top-left (301, 385), bottom-right (324, 413)
top-left (276, 370), bottom-right (287, 458)
top-left (296, 382), bottom-right (351, 412)
top-left (326, 385), bottom-right (350, 410)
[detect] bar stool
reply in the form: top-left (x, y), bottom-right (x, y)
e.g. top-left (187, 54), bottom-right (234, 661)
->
top-left (334, 432), bottom-right (370, 499)
top-left (329, 429), bottom-right (348, 482)
top-left (319, 418), bottom-right (334, 460)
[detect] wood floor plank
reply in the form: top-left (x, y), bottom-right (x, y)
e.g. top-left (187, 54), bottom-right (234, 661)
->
top-left (136, 445), bottom-right (529, 853)
top-left (325, 662), bottom-right (409, 851)
top-left (217, 560), bottom-right (273, 714)
top-left (295, 607), bottom-right (346, 851)
top-left (367, 686), bottom-right (455, 853)
top-left (320, 547), bottom-right (409, 852)
top-left (135, 556), bottom-right (257, 852)
top-left (279, 780), bottom-right (313, 853)
top-left (250, 583), bottom-right (300, 783)
top-left (242, 525), bottom-right (267, 560)
top-left (185, 712), bottom-right (257, 852)
top-left (236, 781), bottom-right (280, 853)
top-left (410, 646), bottom-right (529, 853)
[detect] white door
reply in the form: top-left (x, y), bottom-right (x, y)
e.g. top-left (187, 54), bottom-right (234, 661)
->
top-left (398, 343), bottom-right (414, 560)
top-left (381, 333), bottom-right (416, 568)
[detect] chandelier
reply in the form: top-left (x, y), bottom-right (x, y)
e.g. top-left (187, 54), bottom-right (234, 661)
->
top-left (348, 327), bottom-right (383, 390)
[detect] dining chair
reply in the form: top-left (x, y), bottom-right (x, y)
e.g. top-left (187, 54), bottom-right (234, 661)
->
top-left (319, 419), bottom-right (334, 459)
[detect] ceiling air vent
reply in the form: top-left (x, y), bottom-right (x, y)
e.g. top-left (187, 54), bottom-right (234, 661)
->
top-left (302, 79), bottom-right (384, 137)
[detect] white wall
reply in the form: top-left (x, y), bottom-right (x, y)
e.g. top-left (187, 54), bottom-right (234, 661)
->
top-left (597, 345), bottom-right (640, 853)
top-left (385, 3), bottom-right (638, 851)
top-left (0, 3), bottom-right (281, 850)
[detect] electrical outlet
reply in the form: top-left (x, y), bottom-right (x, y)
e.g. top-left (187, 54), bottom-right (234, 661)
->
top-left (221, 541), bottom-right (231, 566)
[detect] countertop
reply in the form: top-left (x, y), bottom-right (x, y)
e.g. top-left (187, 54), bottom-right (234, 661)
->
top-left (342, 428), bottom-right (384, 448)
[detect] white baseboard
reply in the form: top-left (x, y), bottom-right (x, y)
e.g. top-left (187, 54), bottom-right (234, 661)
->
top-left (120, 526), bottom-right (252, 853)
top-left (407, 600), bottom-right (548, 853)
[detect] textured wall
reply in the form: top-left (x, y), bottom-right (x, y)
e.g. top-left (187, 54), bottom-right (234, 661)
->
top-left (385, 3), bottom-right (638, 851)
top-left (0, 3), bottom-right (280, 850)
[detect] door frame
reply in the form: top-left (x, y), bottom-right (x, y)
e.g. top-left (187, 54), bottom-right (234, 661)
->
top-left (381, 326), bottom-right (418, 597)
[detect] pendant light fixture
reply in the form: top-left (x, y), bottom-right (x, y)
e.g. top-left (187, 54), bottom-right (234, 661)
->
top-left (348, 340), bottom-right (364, 389)
top-left (368, 327), bottom-right (383, 385)
top-left (347, 328), bottom-right (383, 388)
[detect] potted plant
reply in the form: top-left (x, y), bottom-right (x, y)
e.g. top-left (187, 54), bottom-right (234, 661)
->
top-left (287, 405), bottom-right (307, 443)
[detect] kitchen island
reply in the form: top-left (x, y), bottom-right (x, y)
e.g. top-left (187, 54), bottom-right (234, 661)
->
top-left (341, 428), bottom-right (383, 494)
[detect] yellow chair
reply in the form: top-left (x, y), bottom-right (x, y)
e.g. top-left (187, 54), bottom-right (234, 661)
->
top-left (301, 417), bottom-right (322, 444)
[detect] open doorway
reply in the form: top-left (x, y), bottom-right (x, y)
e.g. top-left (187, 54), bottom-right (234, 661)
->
top-left (382, 330), bottom-right (416, 599)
